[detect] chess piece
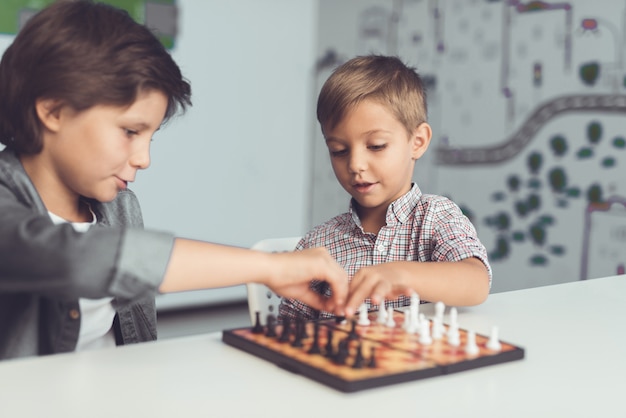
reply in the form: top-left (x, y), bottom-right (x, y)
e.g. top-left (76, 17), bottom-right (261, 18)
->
top-left (265, 314), bottom-right (277, 338)
top-left (419, 317), bottom-right (432, 345)
top-left (334, 338), bottom-right (350, 365)
top-left (377, 299), bottom-right (387, 324)
top-left (367, 347), bottom-right (377, 368)
top-left (446, 322), bottom-right (460, 347)
top-left (278, 317), bottom-right (291, 342)
top-left (251, 311), bottom-right (264, 334)
top-left (352, 343), bottom-right (365, 369)
top-left (465, 330), bottom-right (479, 356)
top-left (431, 317), bottom-right (443, 340)
top-left (432, 301), bottom-right (446, 337)
top-left (486, 326), bottom-right (502, 351)
top-left (357, 303), bottom-right (370, 326)
top-left (291, 319), bottom-right (305, 347)
top-left (324, 328), bottom-right (334, 358)
top-left (385, 306), bottom-right (395, 327)
top-left (307, 321), bottom-right (322, 354)
top-left (348, 319), bottom-right (359, 340)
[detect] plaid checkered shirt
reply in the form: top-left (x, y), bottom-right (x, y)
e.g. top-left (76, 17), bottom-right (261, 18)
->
top-left (279, 184), bottom-right (492, 320)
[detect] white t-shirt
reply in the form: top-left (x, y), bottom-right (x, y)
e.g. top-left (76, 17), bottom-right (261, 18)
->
top-left (48, 210), bottom-right (117, 351)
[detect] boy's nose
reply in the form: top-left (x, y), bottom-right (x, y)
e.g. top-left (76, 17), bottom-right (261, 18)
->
top-left (130, 141), bottom-right (151, 169)
top-left (348, 151), bottom-right (367, 174)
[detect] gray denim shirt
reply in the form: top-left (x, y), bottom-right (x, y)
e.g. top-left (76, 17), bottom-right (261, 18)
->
top-left (0, 149), bottom-right (175, 360)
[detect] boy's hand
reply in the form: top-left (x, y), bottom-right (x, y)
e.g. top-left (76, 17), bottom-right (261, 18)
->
top-left (263, 247), bottom-right (349, 315)
top-left (343, 263), bottom-right (414, 317)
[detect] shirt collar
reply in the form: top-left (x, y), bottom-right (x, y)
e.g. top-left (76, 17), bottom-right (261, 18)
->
top-left (348, 183), bottom-right (422, 229)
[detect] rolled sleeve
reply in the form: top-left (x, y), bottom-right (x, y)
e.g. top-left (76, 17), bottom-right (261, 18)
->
top-left (110, 228), bottom-right (175, 299)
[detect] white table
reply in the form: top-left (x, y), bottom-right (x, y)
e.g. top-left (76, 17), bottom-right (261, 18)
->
top-left (1, 275), bottom-right (624, 418)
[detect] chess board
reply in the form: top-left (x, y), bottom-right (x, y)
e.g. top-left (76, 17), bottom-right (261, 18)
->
top-left (221, 311), bottom-right (525, 393)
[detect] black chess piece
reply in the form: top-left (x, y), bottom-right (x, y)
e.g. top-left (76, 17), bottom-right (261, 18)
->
top-left (251, 311), bottom-right (264, 334)
top-left (278, 317), bottom-right (291, 343)
top-left (324, 328), bottom-right (334, 358)
top-left (307, 321), bottom-right (322, 355)
top-left (296, 316), bottom-right (309, 339)
top-left (265, 314), bottom-right (277, 338)
top-left (291, 319), bottom-right (305, 347)
top-left (333, 338), bottom-right (350, 365)
top-left (367, 346), bottom-right (377, 368)
top-left (352, 343), bottom-right (365, 369)
top-left (348, 319), bottom-right (359, 340)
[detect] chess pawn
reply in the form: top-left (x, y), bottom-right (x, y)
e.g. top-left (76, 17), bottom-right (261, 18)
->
top-left (465, 330), bottom-right (479, 356)
top-left (446, 323), bottom-right (460, 347)
top-left (418, 318), bottom-right (432, 345)
top-left (448, 307), bottom-right (458, 329)
top-left (357, 303), bottom-right (371, 326)
top-left (432, 301), bottom-right (446, 337)
top-left (415, 313), bottom-right (426, 335)
top-left (434, 301), bottom-right (445, 321)
top-left (410, 292), bottom-right (420, 308)
top-left (377, 299), bottom-right (387, 324)
top-left (385, 306), bottom-right (395, 327)
top-left (486, 326), bottom-right (502, 351)
top-left (431, 317), bottom-right (443, 340)
top-left (402, 310), bottom-right (411, 331)
top-left (407, 306), bottom-right (420, 334)
top-left (408, 293), bottom-right (420, 334)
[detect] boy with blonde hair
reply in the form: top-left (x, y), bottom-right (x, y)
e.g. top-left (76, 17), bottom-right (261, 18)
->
top-left (280, 55), bottom-right (491, 319)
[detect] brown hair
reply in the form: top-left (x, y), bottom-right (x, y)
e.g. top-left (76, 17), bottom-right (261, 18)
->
top-left (317, 55), bottom-right (427, 136)
top-left (0, 0), bottom-right (192, 154)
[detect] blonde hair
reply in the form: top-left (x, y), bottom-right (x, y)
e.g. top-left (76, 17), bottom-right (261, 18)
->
top-left (317, 55), bottom-right (427, 136)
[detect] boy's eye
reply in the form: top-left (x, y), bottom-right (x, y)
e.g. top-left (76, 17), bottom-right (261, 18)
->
top-left (124, 128), bottom-right (138, 137)
top-left (329, 149), bottom-right (348, 157)
top-left (369, 144), bottom-right (387, 151)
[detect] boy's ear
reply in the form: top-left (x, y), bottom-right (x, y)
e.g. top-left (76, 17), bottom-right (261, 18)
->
top-left (35, 98), bottom-right (64, 133)
top-left (410, 122), bottom-right (432, 160)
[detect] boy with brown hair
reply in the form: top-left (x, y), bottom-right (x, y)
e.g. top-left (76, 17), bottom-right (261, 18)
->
top-left (280, 55), bottom-right (491, 319)
top-left (0, 0), bottom-right (347, 360)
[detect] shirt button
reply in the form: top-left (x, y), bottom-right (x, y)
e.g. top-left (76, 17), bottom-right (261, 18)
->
top-left (377, 244), bottom-right (386, 253)
top-left (69, 309), bottom-right (80, 320)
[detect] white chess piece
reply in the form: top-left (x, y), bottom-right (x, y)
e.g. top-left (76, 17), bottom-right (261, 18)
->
top-left (446, 307), bottom-right (460, 345)
top-left (431, 317), bottom-right (443, 340)
top-left (448, 307), bottom-right (458, 329)
top-left (408, 293), bottom-right (420, 333)
top-left (402, 310), bottom-right (411, 331)
top-left (418, 317), bottom-right (432, 345)
top-left (377, 299), bottom-right (387, 324)
top-left (357, 303), bottom-right (370, 326)
top-left (385, 306), bottom-right (396, 327)
top-left (434, 301), bottom-right (445, 321)
top-left (465, 330), bottom-right (479, 356)
top-left (447, 323), bottom-right (460, 347)
top-left (486, 326), bottom-right (502, 351)
top-left (432, 301), bottom-right (446, 338)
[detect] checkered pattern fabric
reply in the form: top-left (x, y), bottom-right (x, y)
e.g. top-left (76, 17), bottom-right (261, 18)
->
top-left (279, 184), bottom-right (492, 320)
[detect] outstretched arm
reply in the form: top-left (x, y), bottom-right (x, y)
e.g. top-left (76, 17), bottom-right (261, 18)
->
top-left (159, 239), bottom-right (349, 315)
top-left (343, 257), bottom-right (489, 317)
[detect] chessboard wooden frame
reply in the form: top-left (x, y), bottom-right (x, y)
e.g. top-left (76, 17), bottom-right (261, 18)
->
top-left (222, 314), bottom-right (525, 393)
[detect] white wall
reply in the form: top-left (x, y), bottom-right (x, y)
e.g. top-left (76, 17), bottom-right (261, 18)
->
top-left (134, 0), bottom-right (317, 249)
top-left (137, 0), bottom-right (318, 308)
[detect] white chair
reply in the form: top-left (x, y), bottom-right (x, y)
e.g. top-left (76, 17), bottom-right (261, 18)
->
top-left (247, 237), bottom-right (301, 326)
